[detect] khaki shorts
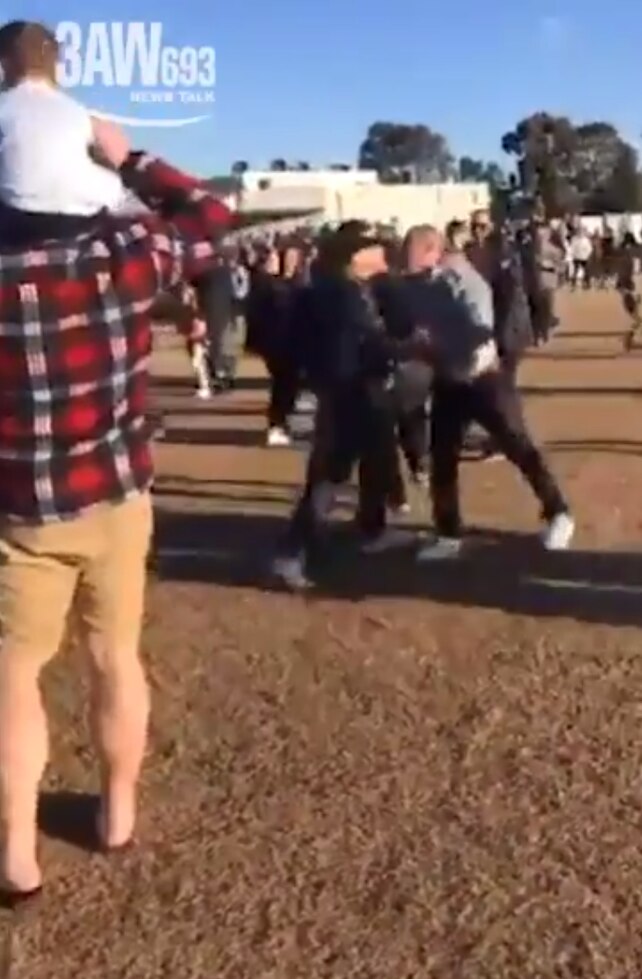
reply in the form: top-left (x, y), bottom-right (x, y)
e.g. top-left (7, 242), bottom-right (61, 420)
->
top-left (0, 493), bottom-right (153, 664)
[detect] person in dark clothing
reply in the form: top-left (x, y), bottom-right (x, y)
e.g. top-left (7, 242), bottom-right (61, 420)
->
top-left (245, 246), bottom-right (304, 446)
top-left (516, 220), bottom-right (562, 348)
top-left (392, 225), bottom-right (574, 561)
top-left (272, 223), bottom-right (429, 590)
top-left (468, 213), bottom-right (533, 383)
top-left (373, 271), bottom-right (432, 488)
top-left (191, 254), bottom-right (237, 391)
top-left (466, 211), bottom-right (534, 460)
top-left (619, 233), bottom-right (642, 351)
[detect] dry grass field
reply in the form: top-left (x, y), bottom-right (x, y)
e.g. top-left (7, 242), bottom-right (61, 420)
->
top-left (4, 288), bottom-right (642, 978)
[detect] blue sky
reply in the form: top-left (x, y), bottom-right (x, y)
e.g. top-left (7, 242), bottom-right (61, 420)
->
top-left (7, 0), bottom-right (642, 176)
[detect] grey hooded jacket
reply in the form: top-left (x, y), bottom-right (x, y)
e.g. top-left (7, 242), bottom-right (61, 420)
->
top-left (401, 253), bottom-right (497, 382)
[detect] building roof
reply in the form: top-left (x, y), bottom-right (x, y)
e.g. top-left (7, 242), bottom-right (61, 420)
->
top-left (204, 176), bottom-right (241, 196)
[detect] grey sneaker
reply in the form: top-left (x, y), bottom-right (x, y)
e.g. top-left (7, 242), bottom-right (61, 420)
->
top-left (271, 554), bottom-right (312, 590)
top-left (416, 537), bottom-right (463, 562)
top-left (361, 527), bottom-right (417, 554)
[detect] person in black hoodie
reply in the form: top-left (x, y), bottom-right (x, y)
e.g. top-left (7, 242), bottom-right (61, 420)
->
top-left (272, 222), bottom-right (429, 590)
top-left (245, 245), bottom-right (304, 446)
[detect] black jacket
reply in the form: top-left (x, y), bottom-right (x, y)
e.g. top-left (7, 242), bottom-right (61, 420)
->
top-left (372, 273), bottom-right (433, 409)
top-left (246, 272), bottom-right (299, 365)
top-left (294, 274), bottom-right (400, 393)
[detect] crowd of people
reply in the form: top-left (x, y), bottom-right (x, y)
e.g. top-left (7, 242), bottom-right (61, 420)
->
top-left (176, 211), bottom-right (642, 592)
top-left (157, 206), bottom-right (583, 588)
top-left (181, 212), bottom-right (642, 434)
top-left (0, 16), bottom-right (637, 905)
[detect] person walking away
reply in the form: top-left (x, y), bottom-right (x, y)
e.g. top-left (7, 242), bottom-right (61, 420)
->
top-left (245, 247), bottom-right (302, 446)
top-left (393, 226), bottom-right (574, 561)
top-left (159, 281), bottom-right (212, 399)
top-left (619, 233), bottom-right (642, 351)
top-left (527, 218), bottom-right (564, 345)
top-left (272, 223), bottom-right (427, 590)
top-left (228, 248), bottom-right (250, 373)
top-left (570, 228), bottom-right (592, 289)
top-left (600, 223), bottom-right (616, 287)
top-left (0, 19), bottom-right (231, 900)
top-left (194, 249), bottom-right (243, 392)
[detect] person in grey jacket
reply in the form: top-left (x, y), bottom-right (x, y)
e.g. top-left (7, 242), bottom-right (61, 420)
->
top-left (400, 225), bottom-right (574, 561)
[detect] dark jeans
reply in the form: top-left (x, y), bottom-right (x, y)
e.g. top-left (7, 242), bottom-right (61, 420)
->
top-left (267, 361), bottom-right (299, 429)
top-left (398, 403), bottom-right (429, 475)
top-left (531, 287), bottom-right (556, 344)
top-left (500, 350), bottom-right (521, 387)
top-left (282, 383), bottom-right (397, 556)
top-left (209, 314), bottom-right (246, 379)
top-left (430, 371), bottom-right (567, 537)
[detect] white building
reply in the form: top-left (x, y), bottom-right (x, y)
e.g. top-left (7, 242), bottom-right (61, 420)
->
top-left (231, 168), bottom-right (489, 234)
top-left (238, 168), bottom-right (378, 193)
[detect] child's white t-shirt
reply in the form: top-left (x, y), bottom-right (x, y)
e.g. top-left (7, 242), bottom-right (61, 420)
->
top-left (0, 79), bottom-right (125, 215)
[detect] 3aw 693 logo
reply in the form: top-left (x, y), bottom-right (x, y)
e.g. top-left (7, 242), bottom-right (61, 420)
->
top-left (56, 22), bottom-right (216, 128)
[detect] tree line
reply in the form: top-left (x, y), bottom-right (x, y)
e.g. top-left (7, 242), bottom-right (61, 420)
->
top-left (230, 113), bottom-right (642, 216)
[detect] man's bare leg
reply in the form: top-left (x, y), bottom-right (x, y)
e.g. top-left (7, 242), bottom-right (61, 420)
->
top-left (88, 643), bottom-right (150, 849)
top-left (0, 655), bottom-right (47, 892)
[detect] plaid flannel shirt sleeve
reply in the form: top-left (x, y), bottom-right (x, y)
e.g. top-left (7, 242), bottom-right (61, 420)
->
top-left (119, 152), bottom-right (233, 293)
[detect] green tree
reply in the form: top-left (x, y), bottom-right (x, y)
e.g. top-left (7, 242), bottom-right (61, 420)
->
top-left (501, 112), bottom-right (641, 214)
top-left (358, 122), bottom-right (454, 182)
top-left (458, 157), bottom-right (505, 187)
top-left (501, 112), bottom-right (579, 214)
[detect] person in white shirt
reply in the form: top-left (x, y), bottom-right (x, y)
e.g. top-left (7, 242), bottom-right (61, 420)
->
top-left (570, 229), bottom-right (593, 289)
top-left (0, 21), bottom-right (124, 216)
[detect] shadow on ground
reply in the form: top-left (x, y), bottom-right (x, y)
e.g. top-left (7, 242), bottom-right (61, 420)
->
top-left (153, 507), bottom-right (642, 628)
top-left (162, 426), bottom-right (266, 448)
top-left (547, 439), bottom-right (642, 455)
top-left (520, 386), bottom-right (642, 397)
top-left (38, 791), bottom-right (100, 852)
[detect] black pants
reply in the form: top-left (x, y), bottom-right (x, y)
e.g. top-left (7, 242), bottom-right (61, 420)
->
top-left (500, 350), bottom-right (521, 387)
top-left (531, 287), bottom-right (556, 344)
top-left (267, 361), bottom-right (299, 429)
top-left (430, 371), bottom-right (567, 537)
top-left (282, 384), bottom-right (397, 556)
top-left (398, 403), bottom-right (429, 475)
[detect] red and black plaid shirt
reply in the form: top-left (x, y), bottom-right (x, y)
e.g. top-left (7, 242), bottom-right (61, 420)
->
top-left (0, 153), bottom-right (231, 522)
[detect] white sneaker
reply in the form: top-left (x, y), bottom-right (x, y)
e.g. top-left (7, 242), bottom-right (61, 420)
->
top-left (271, 554), bottom-right (311, 590)
top-left (542, 513), bottom-right (575, 551)
top-left (295, 393), bottom-right (317, 413)
top-left (267, 427), bottom-right (291, 447)
top-left (361, 527), bottom-right (417, 554)
top-left (416, 537), bottom-right (463, 562)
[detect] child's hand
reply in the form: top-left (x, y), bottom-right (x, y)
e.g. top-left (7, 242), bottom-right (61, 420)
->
top-left (90, 117), bottom-right (130, 169)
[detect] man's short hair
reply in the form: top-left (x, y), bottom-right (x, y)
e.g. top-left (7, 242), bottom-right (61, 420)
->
top-left (401, 224), bottom-right (441, 264)
top-left (445, 219), bottom-right (467, 241)
top-left (0, 21), bottom-right (59, 83)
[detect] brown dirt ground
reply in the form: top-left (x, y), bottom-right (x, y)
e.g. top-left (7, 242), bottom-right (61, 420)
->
top-left (5, 290), bottom-right (642, 978)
